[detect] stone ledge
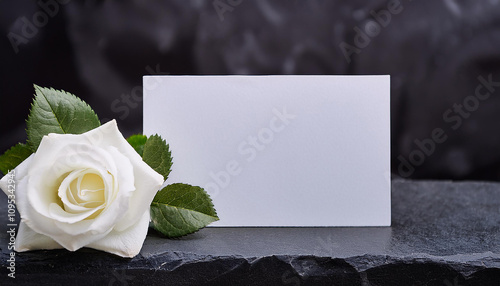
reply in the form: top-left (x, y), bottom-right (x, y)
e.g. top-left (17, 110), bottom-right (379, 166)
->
top-left (1, 179), bottom-right (500, 285)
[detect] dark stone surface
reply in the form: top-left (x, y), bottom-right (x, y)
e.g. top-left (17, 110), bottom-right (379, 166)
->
top-left (1, 179), bottom-right (500, 285)
top-left (3, 1), bottom-right (500, 180)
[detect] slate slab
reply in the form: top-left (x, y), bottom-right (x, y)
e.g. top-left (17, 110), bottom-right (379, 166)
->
top-left (1, 179), bottom-right (500, 285)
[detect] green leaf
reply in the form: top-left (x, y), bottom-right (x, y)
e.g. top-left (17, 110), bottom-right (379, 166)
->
top-left (150, 183), bottom-right (219, 238)
top-left (127, 134), bottom-right (147, 157)
top-left (0, 143), bottom-right (32, 175)
top-left (142, 134), bottom-right (172, 181)
top-left (26, 85), bottom-right (101, 151)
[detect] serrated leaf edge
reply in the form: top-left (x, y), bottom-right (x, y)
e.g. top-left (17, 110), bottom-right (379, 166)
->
top-left (150, 183), bottom-right (219, 238)
top-left (26, 84), bottom-right (100, 151)
top-left (143, 134), bottom-right (173, 181)
top-left (151, 201), bottom-right (219, 221)
top-left (151, 203), bottom-right (219, 238)
top-left (152, 183), bottom-right (218, 217)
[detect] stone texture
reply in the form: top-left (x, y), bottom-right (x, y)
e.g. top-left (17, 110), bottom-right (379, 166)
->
top-left (1, 179), bottom-right (500, 285)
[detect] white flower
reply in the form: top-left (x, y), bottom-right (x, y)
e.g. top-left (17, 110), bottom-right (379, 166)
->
top-left (0, 120), bottom-right (163, 258)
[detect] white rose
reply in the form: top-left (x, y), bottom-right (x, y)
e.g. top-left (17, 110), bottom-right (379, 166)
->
top-left (0, 120), bottom-right (163, 258)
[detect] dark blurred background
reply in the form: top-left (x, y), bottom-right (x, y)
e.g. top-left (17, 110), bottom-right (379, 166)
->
top-left (1, 0), bottom-right (500, 181)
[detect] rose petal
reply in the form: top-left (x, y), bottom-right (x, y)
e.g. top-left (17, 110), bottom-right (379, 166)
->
top-left (87, 210), bottom-right (150, 258)
top-left (20, 207), bottom-right (111, 251)
top-left (25, 136), bottom-right (134, 235)
top-left (0, 120), bottom-right (162, 257)
top-left (1, 157), bottom-right (34, 226)
top-left (48, 203), bottom-right (103, 223)
top-left (114, 154), bottom-right (163, 231)
top-left (58, 169), bottom-right (101, 213)
top-left (15, 221), bottom-right (62, 252)
top-left (68, 146), bottom-right (136, 234)
top-left (0, 154), bottom-right (34, 203)
top-left (46, 120), bottom-right (162, 232)
top-left (83, 121), bottom-right (163, 231)
top-left (27, 140), bottom-right (117, 219)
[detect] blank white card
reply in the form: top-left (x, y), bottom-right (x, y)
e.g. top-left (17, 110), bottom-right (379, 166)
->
top-left (144, 76), bottom-right (390, 227)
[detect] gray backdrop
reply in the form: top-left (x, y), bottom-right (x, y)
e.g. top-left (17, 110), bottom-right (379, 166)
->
top-left (1, 0), bottom-right (500, 180)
